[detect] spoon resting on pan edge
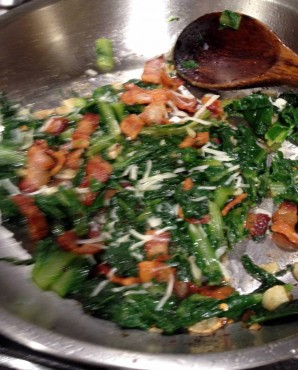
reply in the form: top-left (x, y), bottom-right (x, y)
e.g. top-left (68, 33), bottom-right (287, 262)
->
top-left (173, 12), bottom-right (298, 90)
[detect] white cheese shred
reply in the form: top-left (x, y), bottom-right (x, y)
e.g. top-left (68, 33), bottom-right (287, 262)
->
top-left (155, 274), bottom-right (175, 311)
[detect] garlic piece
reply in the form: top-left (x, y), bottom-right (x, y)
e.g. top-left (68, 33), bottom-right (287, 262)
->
top-left (262, 285), bottom-right (290, 311)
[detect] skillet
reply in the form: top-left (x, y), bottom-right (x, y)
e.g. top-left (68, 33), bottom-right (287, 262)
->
top-left (0, 0), bottom-right (298, 369)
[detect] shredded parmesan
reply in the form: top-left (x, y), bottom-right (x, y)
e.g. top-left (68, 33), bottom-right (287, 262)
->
top-left (90, 280), bottom-right (109, 297)
top-left (156, 274), bottom-right (175, 311)
top-left (0, 179), bottom-right (21, 195)
top-left (194, 94), bottom-right (220, 118)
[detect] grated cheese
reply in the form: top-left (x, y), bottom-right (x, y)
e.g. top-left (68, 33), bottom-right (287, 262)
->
top-left (194, 94), bottom-right (220, 118)
top-left (90, 280), bottom-right (109, 297)
top-left (156, 274), bottom-right (175, 311)
top-left (188, 255), bottom-right (202, 281)
top-left (123, 289), bottom-right (148, 296)
top-left (0, 179), bottom-right (21, 195)
top-left (189, 165), bottom-right (209, 172)
top-left (147, 217), bottom-right (162, 228)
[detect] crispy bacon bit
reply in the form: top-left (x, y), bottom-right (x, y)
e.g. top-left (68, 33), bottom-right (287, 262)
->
top-left (110, 275), bottom-right (141, 286)
top-left (246, 213), bottom-right (271, 237)
top-left (185, 215), bottom-right (211, 224)
top-left (196, 285), bottom-right (235, 299)
top-left (201, 96), bottom-right (223, 118)
top-left (11, 194), bottom-right (49, 241)
top-left (271, 232), bottom-right (298, 251)
top-left (138, 260), bottom-right (175, 283)
top-left (173, 282), bottom-right (234, 300)
top-left (57, 230), bottom-right (102, 255)
top-left (86, 155), bottom-right (113, 183)
top-left (72, 113), bottom-right (99, 149)
top-left (120, 114), bottom-right (145, 139)
top-left (141, 55), bottom-right (165, 84)
top-left (179, 132), bottom-right (210, 148)
top-left (221, 193), bottom-right (248, 216)
top-left (139, 102), bottom-right (169, 125)
top-left (47, 149), bottom-right (67, 176)
top-left (173, 281), bottom-right (190, 299)
top-left (19, 140), bottom-right (55, 192)
top-left (145, 230), bottom-right (171, 259)
top-left (140, 55), bottom-right (183, 90)
top-left (40, 117), bottom-right (70, 135)
top-left (57, 230), bottom-right (77, 251)
top-left (65, 149), bottom-right (84, 169)
top-left (160, 69), bottom-right (184, 90)
top-left (81, 190), bottom-right (98, 206)
top-left (72, 243), bottom-right (102, 255)
top-left (168, 90), bottom-right (198, 113)
top-left (121, 84), bottom-right (169, 105)
top-left (104, 188), bottom-right (117, 201)
top-left (182, 177), bottom-right (194, 191)
top-left (271, 201), bottom-right (298, 248)
top-left (95, 263), bottom-right (140, 286)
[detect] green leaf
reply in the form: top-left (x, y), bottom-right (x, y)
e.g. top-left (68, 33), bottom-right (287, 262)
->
top-left (219, 10), bottom-right (242, 30)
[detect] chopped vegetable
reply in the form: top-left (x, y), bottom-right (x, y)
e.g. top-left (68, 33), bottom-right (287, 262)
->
top-left (95, 38), bottom-right (115, 72)
top-left (219, 10), bottom-right (242, 30)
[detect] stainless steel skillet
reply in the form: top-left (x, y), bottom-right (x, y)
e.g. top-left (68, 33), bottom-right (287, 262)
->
top-left (0, 0), bottom-right (298, 369)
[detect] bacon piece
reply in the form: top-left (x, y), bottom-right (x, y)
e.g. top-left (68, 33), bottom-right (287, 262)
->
top-left (72, 113), bottom-right (99, 149)
top-left (138, 260), bottom-right (175, 283)
top-left (81, 190), bottom-right (98, 206)
top-left (141, 55), bottom-right (165, 84)
top-left (144, 230), bottom-right (171, 259)
top-left (271, 201), bottom-right (298, 246)
top-left (104, 188), bottom-right (117, 201)
top-left (72, 243), bottom-right (102, 255)
top-left (19, 140), bottom-right (55, 192)
top-left (120, 114), bottom-right (145, 139)
top-left (57, 230), bottom-right (102, 255)
top-left (139, 102), bottom-right (169, 125)
top-left (185, 215), bottom-right (211, 224)
top-left (110, 275), bottom-right (141, 286)
top-left (179, 132), bottom-right (210, 148)
top-left (95, 263), bottom-right (140, 286)
top-left (168, 90), bottom-right (198, 113)
top-left (246, 213), bottom-right (271, 237)
top-left (271, 232), bottom-right (298, 251)
top-left (173, 281), bottom-right (191, 299)
top-left (40, 117), bottom-right (70, 135)
top-left (11, 194), bottom-right (49, 241)
top-left (47, 149), bottom-right (67, 176)
top-left (182, 177), bottom-right (194, 191)
top-left (120, 84), bottom-right (169, 105)
top-left (201, 96), bottom-right (223, 118)
top-left (195, 285), bottom-right (235, 299)
top-left (65, 149), bottom-right (84, 169)
top-left (160, 69), bottom-right (184, 90)
top-left (221, 193), bottom-right (248, 216)
top-left (85, 155), bottom-right (113, 184)
top-left (173, 282), bottom-right (234, 300)
top-left (57, 230), bottom-right (77, 251)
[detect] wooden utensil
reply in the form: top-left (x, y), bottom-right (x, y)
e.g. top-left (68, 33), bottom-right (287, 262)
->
top-left (173, 12), bottom-right (298, 90)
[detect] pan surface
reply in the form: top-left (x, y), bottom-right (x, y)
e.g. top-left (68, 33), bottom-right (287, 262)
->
top-left (1, 0), bottom-right (298, 369)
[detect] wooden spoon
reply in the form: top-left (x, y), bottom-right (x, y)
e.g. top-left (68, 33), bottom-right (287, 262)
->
top-left (173, 12), bottom-right (298, 90)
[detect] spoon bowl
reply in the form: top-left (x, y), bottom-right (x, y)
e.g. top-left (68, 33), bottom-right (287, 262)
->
top-left (173, 12), bottom-right (298, 90)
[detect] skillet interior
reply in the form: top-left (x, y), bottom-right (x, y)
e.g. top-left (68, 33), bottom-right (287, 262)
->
top-left (0, 0), bottom-right (298, 369)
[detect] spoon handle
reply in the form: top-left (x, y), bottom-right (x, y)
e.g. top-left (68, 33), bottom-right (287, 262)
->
top-left (268, 45), bottom-right (298, 86)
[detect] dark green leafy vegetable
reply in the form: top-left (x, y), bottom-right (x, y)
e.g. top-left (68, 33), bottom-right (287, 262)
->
top-left (219, 10), bottom-right (242, 30)
top-left (241, 255), bottom-right (284, 292)
top-left (181, 60), bottom-right (199, 69)
top-left (1, 61), bottom-right (298, 335)
top-left (95, 38), bottom-right (114, 72)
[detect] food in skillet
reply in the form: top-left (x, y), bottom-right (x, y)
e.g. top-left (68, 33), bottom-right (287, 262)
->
top-left (1, 36), bottom-right (298, 334)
